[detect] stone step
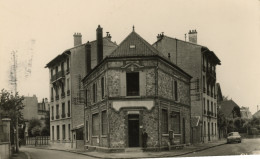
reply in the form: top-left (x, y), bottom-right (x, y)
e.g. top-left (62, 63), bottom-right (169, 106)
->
top-left (125, 148), bottom-right (143, 152)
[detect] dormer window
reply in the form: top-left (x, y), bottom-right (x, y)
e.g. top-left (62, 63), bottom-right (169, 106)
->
top-left (129, 45), bottom-right (136, 49)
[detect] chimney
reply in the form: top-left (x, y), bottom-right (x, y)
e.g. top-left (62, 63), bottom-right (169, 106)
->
top-left (188, 29), bottom-right (197, 44)
top-left (106, 32), bottom-right (112, 41)
top-left (85, 41), bottom-right (92, 74)
top-left (73, 33), bottom-right (82, 46)
top-left (96, 25), bottom-right (103, 64)
top-left (156, 32), bottom-right (164, 41)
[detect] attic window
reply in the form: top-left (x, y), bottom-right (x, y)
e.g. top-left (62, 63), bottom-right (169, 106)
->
top-left (129, 45), bottom-right (136, 49)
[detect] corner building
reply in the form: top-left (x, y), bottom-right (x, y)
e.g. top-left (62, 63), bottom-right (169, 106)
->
top-left (45, 26), bottom-right (117, 149)
top-left (153, 30), bottom-right (221, 143)
top-left (83, 30), bottom-right (192, 151)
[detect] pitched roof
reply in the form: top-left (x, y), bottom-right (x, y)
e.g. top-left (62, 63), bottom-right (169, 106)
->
top-left (108, 31), bottom-right (167, 58)
top-left (219, 100), bottom-right (239, 117)
top-left (253, 110), bottom-right (260, 118)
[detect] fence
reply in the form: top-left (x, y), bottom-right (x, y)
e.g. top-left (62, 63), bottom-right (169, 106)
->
top-left (26, 136), bottom-right (50, 145)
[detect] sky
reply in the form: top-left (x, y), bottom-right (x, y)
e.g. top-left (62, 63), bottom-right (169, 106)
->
top-left (0, 0), bottom-right (260, 114)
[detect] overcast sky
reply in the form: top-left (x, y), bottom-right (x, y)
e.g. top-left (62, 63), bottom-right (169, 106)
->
top-left (0, 0), bottom-right (259, 114)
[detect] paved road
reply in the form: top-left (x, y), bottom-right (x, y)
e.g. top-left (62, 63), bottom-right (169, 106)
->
top-left (182, 138), bottom-right (260, 157)
top-left (21, 147), bottom-right (96, 159)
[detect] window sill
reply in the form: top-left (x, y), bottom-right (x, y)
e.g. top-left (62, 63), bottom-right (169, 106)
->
top-left (125, 96), bottom-right (141, 99)
top-left (101, 135), bottom-right (107, 138)
top-left (162, 134), bottom-right (169, 137)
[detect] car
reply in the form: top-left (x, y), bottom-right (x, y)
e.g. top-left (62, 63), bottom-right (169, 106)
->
top-left (227, 132), bottom-right (242, 144)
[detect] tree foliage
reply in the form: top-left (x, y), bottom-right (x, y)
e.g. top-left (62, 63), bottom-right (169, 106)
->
top-left (28, 118), bottom-right (42, 137)
top-left (0, 89), bottom-right (24, 144)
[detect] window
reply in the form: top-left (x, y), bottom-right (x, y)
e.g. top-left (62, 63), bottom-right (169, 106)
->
top-left (68, 124), bottom-right (71, 140)
top-left (67, 78), bottom-right (70, 90)
top-left (55, 66), bottom-right (58, 74)
top-left (57, 125), bottom-right (60, 140)
top-left (85, 121), bottom-right (89, 141)
top-left (51, 87), bottom-right (54, 98)
top-left (56, 105), bottom-right (59, 116)
top-left (203, 98), bottom-right (206, 114)
top-left (51, 106), bottom-right (54, 118)
top-left (62, 103), bottom-right (65, 118)
top-left (215, 123), bottom-right (217, 135)
top-left (93, 83), bottom-right (97, 103)
top-left (102, 111), bottom-right (108, 135)
top-left (67, 101), bottom-right (70, 117)
top-left (126, 72), bottom-right (139, 96)
top-left (92, 113), bottom-right (99, 136)
top-left (211, 102), bottom-right (213, 113)
top-left (162, 109), bottom-right (168, 134)
top-left (67, 58), bottom-right (69, 70)
top-left (170, 112), bottom-right (180, 134)
top-left (62, 125), bottom-right (66, 140)
top-left (61, 62), bottom-right (64, 72)
top-left (212, 122), bottom-right (213, 135)
top-left (101, 77), bottom-right (105, 99)
top-left (207, 100), bottom-right (209, 112)
top-left (52, 126), bottom-right (54, 140)
top-left (204, 121), bottom-right (206, 136)
top-left (51, 69), bottom-right (53, 76)
top-left (85, 90), bottom-right (87, 106)
top-left (174, 80), bottom-right (178, 101)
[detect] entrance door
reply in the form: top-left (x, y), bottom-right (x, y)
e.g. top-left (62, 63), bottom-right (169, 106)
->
top-left (128, 114), bottom-right (139, 147)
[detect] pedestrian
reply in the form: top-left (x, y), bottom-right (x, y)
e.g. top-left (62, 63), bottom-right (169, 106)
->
top-left (142, 129), bottom-right (148, 148)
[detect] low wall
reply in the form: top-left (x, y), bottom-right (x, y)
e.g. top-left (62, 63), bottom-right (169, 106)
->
top-left (0, 142), bottom-right (11, 159)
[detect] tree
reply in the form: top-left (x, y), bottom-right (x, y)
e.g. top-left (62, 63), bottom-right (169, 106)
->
top-left (217, 109), bottom-right (227, 138)
top-left (0, 89), bottom-right (24, 152)
top-left (28, 118), bottom-right (42, 137)
top-left (232, 106), bottom-right (241, 118)
top-left (41, 112), bottom-right (50, 136)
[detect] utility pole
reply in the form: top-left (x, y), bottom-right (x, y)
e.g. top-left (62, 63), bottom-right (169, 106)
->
top-left (11, 51), bottom-right (19, 153)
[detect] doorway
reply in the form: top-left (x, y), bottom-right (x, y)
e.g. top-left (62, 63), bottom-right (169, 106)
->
top-left (208, 122), bottom-right (210, 141)
top-left (182, 118), bottom-right (185, 144)
top-left (128, 114), bottom-right (139, 147)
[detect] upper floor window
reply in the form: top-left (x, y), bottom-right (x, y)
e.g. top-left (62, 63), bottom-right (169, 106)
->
top-left (174, 80), bottom-right (178, 101)
top-left (93, 83), bottom-right (97, 103)
top-left (61, 62), bottom-right (64, 72)
top-left (101, 77), bottom-right (105, 99)
top-left (126, 72), bottom-right (139, 96)
top-left (55, 66), bottom-right (58, 74)
top-left (67, 58), bottom-right (69, 70)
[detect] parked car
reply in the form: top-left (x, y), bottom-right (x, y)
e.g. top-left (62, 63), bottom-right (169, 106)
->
top-left (227, 132), bottom-right (242, 143)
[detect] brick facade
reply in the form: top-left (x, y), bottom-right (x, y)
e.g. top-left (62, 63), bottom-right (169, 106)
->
top-left (83, 31), bottom-right (192, 150)
top-left (153, 35), bottom-right (221, 143)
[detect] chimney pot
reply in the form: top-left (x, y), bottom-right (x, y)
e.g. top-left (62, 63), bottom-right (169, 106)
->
top-left (188, 29), bottom-right (197, 44)
top-left (73, 32), bottom-right (82, 46)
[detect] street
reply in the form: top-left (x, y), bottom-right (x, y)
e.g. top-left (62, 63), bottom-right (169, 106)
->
top-left (182, 138), bottom-right (260, 157)
top-left (20, 147), bottom-right (96, 159)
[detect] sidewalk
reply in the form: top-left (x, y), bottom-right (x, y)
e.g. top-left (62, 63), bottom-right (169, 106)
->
top-left (23, 140), bottom-right (226, 159)
top-left (11, 151), bottom-right (30, 159)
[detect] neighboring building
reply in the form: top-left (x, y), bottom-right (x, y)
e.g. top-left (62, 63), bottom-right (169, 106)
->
top-left (45, 25), bottom-right (117, 149)
top-left (219, 100), bottom-right (240, 119)
top-left (22, 95), bottom-right (50, 136)
top-left (82, 29), bottom-right (192, 151)
top-left (240, 106), bottom-right (252, 119)
top-left (153, 30), bottom-right (221, 143)
top-left (22, 95), bottom-right (38, 121)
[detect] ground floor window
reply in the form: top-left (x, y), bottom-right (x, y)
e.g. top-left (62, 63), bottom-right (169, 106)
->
top-left (86, 121), bottom-right (89, 141)
top-left (170, 111), bottom-right (180, 134)
top-left (162, 109), bottom-right (168, 134)
top-left (57, 125), bottom-right (60, 140)
top-left (102, 111), bottom-right (108, 135)
top-left (92, 113), bottom-right (99, 136)
top-left (52, 126), bottom-right (54, 140)
top-left (62, 124), bottom-right (66, 140)
top-left (68, 124), bottom-right (71, 140)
